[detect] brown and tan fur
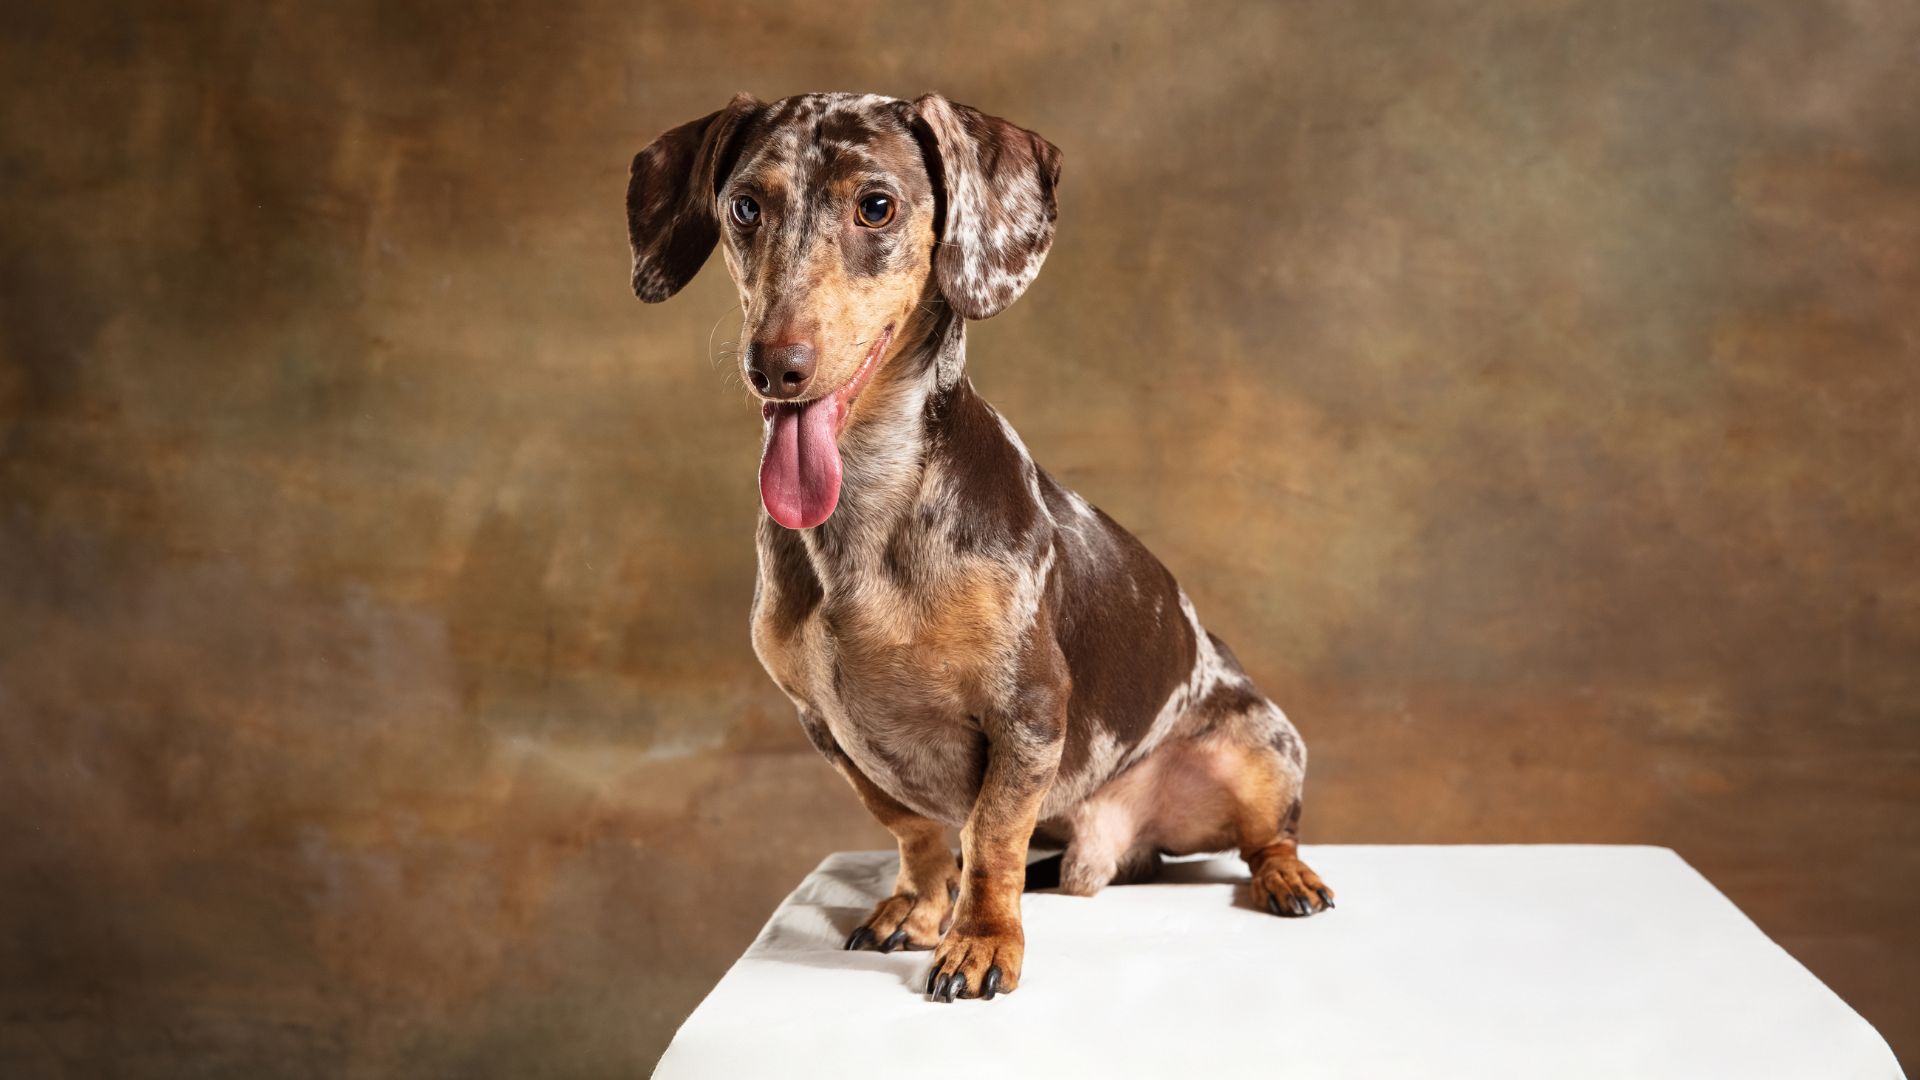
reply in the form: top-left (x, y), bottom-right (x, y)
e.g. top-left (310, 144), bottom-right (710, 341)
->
top-left (627, 91), bottom-right (1333, 1002)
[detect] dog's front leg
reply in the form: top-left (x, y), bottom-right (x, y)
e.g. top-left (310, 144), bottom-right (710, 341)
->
top-left (830, 751), bottom-right (962, 954)
top-left (798, 711), bottom-right (961, 954)
top-left (925, 642), bottom-right (1069, 1002)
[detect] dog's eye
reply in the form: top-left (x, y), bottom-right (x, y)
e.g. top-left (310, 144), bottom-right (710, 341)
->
top-left (730, 195), bottom-right (760, 228)
top-left (855, 193), bottom-right (895, 228)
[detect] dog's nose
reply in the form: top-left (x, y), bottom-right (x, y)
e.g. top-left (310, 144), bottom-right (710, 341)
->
top-left (745, 341), bottom-right (816, 399)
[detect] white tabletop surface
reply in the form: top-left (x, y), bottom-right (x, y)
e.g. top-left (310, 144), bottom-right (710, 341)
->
top-left (653, 845), bottom-right (1903, 1079)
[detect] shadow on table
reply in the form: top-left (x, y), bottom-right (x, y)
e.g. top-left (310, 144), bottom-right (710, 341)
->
top-left (750, 852), bottom-right (1263, 995)
top-left (747, 904), bottom-right (943, 994)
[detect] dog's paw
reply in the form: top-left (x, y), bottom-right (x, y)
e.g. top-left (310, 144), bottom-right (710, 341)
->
top-left (1252, 853), bottom-right (1335, 917)
top-left (922, 920), bottom-right (1023, 1002)
top-left (844, 879), bottom-right (959, 954)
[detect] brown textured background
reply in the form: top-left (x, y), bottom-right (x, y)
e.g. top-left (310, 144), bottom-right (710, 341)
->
top-left (2, 1), bottom-right (1916, 1075)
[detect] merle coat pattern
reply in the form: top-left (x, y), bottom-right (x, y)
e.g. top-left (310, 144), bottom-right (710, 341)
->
top-left (627, 91), bottom-right (1332, 1002)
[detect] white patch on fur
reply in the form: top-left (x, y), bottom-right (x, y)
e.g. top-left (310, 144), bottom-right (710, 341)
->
top-left (987, 405), bottom-right (1051, 519)
top-left (1178, 591), bottom-right (1239, 698)
top-left (1039, 725), bottom-right (1127, 821)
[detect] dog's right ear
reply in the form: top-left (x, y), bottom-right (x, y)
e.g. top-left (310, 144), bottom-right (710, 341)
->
top-left (627, 93), bottom-right (762, 302)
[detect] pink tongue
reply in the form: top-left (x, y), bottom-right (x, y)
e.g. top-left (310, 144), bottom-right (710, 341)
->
top-left (758, 397), bottom-right (843, 529)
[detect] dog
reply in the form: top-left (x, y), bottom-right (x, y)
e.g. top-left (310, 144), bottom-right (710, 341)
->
top-left (627, 91), bottom-right (1332, 1003)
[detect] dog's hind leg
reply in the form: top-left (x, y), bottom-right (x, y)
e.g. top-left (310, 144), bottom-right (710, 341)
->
top-left (1054, 795), bottom-right (1162, 896)
top-left (1143, 696), bottom-right (1334, 916)
top-left (1210, 719), bottom-right (1334, 917)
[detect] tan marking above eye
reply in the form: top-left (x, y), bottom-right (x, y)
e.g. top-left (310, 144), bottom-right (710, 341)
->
top-left (856, 193), bottom-right (895, 228)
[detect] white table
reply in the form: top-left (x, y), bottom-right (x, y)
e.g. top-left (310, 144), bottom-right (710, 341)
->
top-left (653, 846), bottom-right (1904, 1079)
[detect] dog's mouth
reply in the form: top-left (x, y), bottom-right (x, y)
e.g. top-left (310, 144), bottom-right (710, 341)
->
top-left (757, 325), bottom-right (893, 530)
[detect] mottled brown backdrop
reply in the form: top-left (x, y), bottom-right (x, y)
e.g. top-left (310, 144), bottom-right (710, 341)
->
top-left (2, 1), bottom-right (1915, 1075)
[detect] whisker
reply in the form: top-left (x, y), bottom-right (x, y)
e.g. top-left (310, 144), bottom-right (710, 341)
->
top-left (705, 302), bottom-right (742, 370)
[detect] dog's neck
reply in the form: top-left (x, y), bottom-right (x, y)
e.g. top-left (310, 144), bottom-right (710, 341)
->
top-left (795, 302), bottom-right (972, 573)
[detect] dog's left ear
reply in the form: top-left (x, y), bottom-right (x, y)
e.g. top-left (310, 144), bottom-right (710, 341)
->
top-left (627, 92), bottom-right (762, 302)
top-left (911, 94), bottom-right (1062, 320)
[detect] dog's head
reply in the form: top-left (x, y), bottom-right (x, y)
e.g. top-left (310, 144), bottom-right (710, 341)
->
top-left (626, 91), bottom-right (1061, 529)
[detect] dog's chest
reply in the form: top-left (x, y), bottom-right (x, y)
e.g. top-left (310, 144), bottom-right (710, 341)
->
top-left (752, 547), bottom-right (1031, 824)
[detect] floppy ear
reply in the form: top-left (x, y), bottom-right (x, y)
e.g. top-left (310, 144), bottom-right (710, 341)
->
top-left (627, 93), bottom-right (762, 302)
top-left (911, 94), bottom-right (1062, 320)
